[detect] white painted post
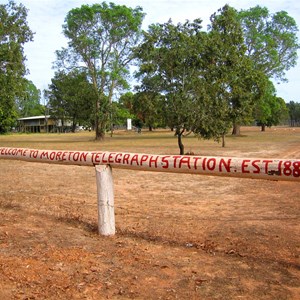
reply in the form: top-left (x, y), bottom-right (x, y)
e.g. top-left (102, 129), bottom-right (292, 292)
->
top-left (95, 165), bottom-right (115, 236)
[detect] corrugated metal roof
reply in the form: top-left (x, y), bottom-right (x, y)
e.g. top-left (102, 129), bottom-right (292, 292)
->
top-left (18, 115), bottom-right (51, 121)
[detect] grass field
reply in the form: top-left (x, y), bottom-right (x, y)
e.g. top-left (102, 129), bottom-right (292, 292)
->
top-left (0, 127), bottom-right (299, 299)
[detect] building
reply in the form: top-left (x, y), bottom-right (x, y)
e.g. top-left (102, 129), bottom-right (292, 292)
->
top-left (17, 115), bottom-right (54, 133)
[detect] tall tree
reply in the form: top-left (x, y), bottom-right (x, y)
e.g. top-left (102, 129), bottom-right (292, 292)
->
top-left (237, 6), bottom-right (299, 134)
top-left (238, 6), bottom-right (299, 82)
top-left (287, 101), bottom-right (300, 127)
top-left (55, 2), bottom-right (144, 140)
top-left (135, 19), bottom-right (208, 154)
top-left (16, 79), bottom-right (43, 117)
top-left (0, 0), bottom-right (34, 133)
top-left (133, 91), bottom-right (165, 131)
top-left (205, 5), bottom-right (265, 138)
top-left (254, 80), bottom-right (288, 131)
top-left (45, 70), bottom-right (95, 132)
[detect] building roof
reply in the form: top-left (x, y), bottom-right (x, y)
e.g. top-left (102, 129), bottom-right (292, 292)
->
top-left (18, 115), bottom-right (51, 121)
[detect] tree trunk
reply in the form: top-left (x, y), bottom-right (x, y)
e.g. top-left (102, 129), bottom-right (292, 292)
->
top-left (222, 134), bottom-right (225, 148)
top-left (232, 123), bottom-right (241, 135)
top-left (149, 125), bottom-right (153, 131)
top-left (261, 124), bottom-right (266, 132)
top-left (110, 122), bottom-right (114, 137)
top-left (95, 107), bottom-right (106, 140)
top-left (177, 132), bottom-right (184, 155)
top-left (95, 120), bottom-right (105, 140)
top-left (72, 119), bottom-right (76, 133)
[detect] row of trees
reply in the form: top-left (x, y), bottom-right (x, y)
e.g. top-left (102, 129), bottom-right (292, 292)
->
top-left (1, 1), bottom-right (300, 152)
top-left (46, 3), bottom-right (299, 153)
top-left (0, 1), bottom-right (44, 131)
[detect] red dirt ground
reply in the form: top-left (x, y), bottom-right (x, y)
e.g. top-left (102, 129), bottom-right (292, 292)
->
top-left (0, 127), bottom-right (299, 299)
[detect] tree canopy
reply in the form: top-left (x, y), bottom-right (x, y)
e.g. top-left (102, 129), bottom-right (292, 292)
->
top-left (45, 70), bottom-right (96, 132)
top-left (55, 2), bottom-right (144, 139)
top-left (16, 79), bottom-right (43, 117)
top-left (0, 0), bottom-right (34, 133)
top-left (238, 5), bottom-right (299, 81)
top-left (135, 5), bottom-right (270, 153)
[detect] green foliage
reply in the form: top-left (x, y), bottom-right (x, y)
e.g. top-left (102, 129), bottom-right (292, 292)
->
top-left (56, 2), bottom-right (144, 139)
top-left (111, 101), bottom-right (134, 127)
top-left (203, 5), bottom-right (262, 139)
top-left (45, 70), bottom-right (96, 131)
top-left (16, 79), bottom-right (43, 117)
top-left (135, 18), bottom-right (208, 153)
top-left (254, 80), bottom-right (289, 129)
top-left (238, 5), bottom-right (300, 81)
top-left (135, 5), bottom-right (269, 152)
top-left (287, 101), bottom-right (300, 126)
top-left (0, 0), bottom-right (34, 133)
top-left (132, 91), bottom-right (165, 130)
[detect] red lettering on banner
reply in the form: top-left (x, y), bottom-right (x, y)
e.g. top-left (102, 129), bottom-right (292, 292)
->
top-left (263, 160), bottom-right (273, 174)
top-left (179, 156), bottom-right (191, 169)
top-left (49, 151), bottom-right (56, 160)
top-left (202, 158), bottom-right (207, 171)
top-left (192, 157), bottom-right (201, 170)
top-left (56, 151), bottom-right (62, 160)
top-left (23, 149), bottom-right (28, 156)
top-left (149, 155), bottom-right (158, 168)
top-left (131, 154), bottom-right (139, 166)
top-left (102, 153), bottom-right (108, 163)
top-left (108, 153), bottom-right (115, 163)
top-left (278, 160), bottom-right (282, 175)
top-left (140, 155), bottom-right (149, 166)
top-left (115, 153), bottom-right (122, 163)
top-left (67, 152), bottom-right (74, 160)
top-left (61, 152), bottom-right (67, 161)
top-left (162, 156), bottom-right (170, 169)
top-left (73, 152), bottom-right (80, 161)
top-left (40, 151), bottom-right (49, 159)
top-left (219, 158), bottom-right (231, 172)
top-left (252, 160), bottom-right (261, 174)
top-left (123, 154), bottom-right (130, 165)
top-left (91, 152), bottom-right (101, 163)
top-left (31, 150), bottom-right (38, 158)
top-left (241, 160), bottom-right (250, 173)
top-left (173, 156), bottom-right (181, 168)
top-left (292, 161), bottom-right (300, 177)
top-left (207, 158), bottom-right (216, 171)
top-left (80, 152), bottom-right (88, 162)
top-left (94, 153), bottom-right (101, 163)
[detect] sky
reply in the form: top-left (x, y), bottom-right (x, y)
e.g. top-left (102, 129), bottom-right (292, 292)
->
top-left (3, 0), bottom-right (300, 103)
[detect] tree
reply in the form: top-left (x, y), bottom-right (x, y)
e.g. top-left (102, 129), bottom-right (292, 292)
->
top-left (254, 80), bottom-right (288, 131)
top-left (287, 101), bottom-right (300, 126)
top-left (238, 6), bottom-right (299, 82)
top-left (237, 6), bottom-right (299, 133)
top-left (135, 19), bottom-right (210, 154)
top-left (132, 91), bottom-right (165, 131)
top-left (0, 0), bottom-right (34, 133)
top-left (45, 70), bottom-right (96, 132)
top-left (16, 79), bottom-right (43, 117)
top-left (110, 101), bottom-right (134, 129)
top-left (55, 2), bottom-right (144, 140)
top-left (204, 5), bottom-right (265, 139)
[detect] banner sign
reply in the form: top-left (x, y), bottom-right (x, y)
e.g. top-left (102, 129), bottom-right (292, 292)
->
top-left (0, 147), bottom-right (299, 181)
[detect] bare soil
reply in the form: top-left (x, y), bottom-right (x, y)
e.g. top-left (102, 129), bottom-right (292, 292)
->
top-left (0, 127), bottom-right (299, 299)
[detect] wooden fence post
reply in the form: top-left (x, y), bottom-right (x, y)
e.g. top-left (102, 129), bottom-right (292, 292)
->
top-left (95, 165), bottom-right (115, 236)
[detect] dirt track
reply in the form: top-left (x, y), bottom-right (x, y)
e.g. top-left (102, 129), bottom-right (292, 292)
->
top-left (0, 128), bottom-right (299, 299)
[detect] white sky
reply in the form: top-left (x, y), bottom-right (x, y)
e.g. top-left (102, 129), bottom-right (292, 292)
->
top-left (3, 0), bottom-right (300, 102)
